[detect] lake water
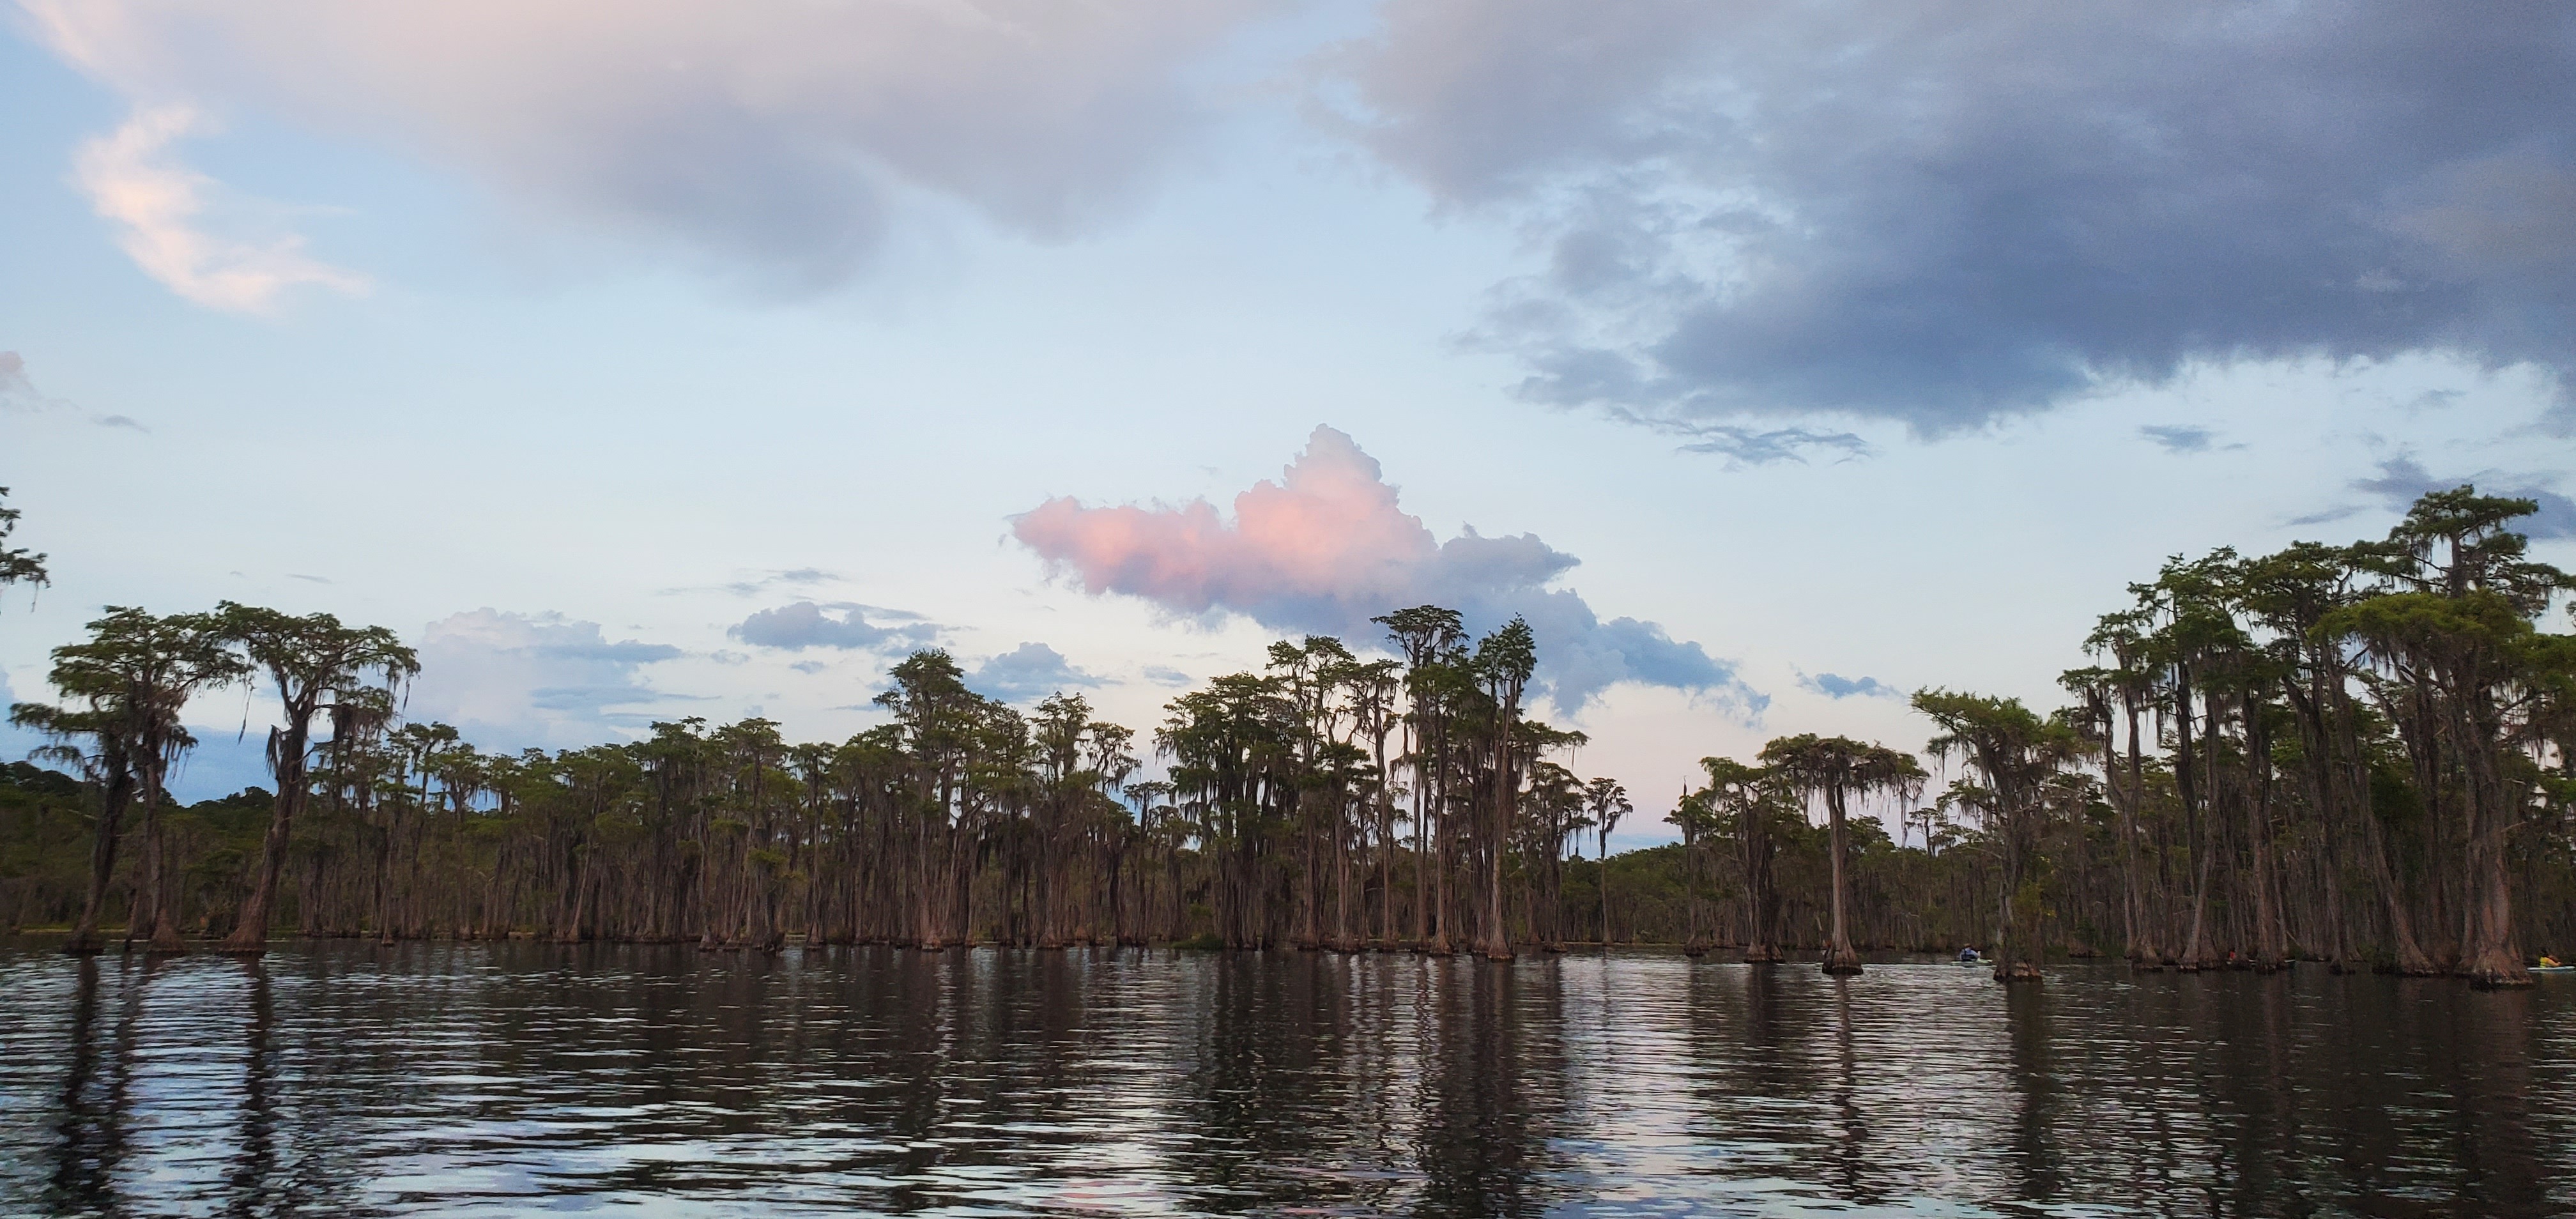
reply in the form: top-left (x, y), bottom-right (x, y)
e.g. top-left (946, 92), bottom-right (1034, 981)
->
top-left (1, 942), bottom-right (2569, 1218)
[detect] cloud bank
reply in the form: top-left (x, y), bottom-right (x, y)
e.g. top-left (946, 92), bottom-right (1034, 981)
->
top-left (26, 0), bottom-right (1267, 294)
top-left (408, 609), bottom-right (685, 749)
top-left (1014, 425), bottom-right (1756, 712)
top-left (1319, 2), bottom-right (2576, 441)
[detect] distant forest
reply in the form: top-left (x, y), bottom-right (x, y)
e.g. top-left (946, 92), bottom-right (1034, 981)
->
top-left (3, 484), bottom-right (2572, 987)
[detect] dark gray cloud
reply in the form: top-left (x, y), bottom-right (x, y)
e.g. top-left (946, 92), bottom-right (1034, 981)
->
top-left (1322, 3), bottom-right (2576, 434)
top-left (967, 643), bottom-right (1107, 704)
top-left (93, 415), bottom-right (147, 432)
top-left (1800, 671), bottom-right (1899, 700)
top-left (732, 601), bottom-right (942, 652)
top-left (2347, 456), bottom-right (2576, 539)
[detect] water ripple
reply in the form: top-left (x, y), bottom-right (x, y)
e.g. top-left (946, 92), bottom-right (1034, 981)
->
top-left (1, 944), bottom-right (2570, 1216)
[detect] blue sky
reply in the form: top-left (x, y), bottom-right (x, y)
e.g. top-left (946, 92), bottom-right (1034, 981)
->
top-left (4, 3), bottom-right (2571, 843)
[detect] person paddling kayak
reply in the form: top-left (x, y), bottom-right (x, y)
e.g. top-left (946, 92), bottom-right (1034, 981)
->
top-left (1958, 946), bottom-right (1982, 963)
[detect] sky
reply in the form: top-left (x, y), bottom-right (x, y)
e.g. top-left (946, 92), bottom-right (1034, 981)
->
top-left (3, 2), bottom-right (2572, 845)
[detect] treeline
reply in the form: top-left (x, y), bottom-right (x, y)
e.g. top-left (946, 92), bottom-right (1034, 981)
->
top-left (2, 486), bottom-right (2572, 986)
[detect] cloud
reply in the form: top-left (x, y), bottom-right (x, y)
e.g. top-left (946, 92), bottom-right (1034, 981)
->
top-left (2347, 456), bottom-right (2576, 539)
top-left (2285, 505), bottom-right (2365, 529)
top-left (1799, 671), bottom-right (1899, 700)
top-left (1141, 665), bottom-right (1192, 687)
top-left (967, 643), bottom-right (1106, 703)
top-left (0, 667), bottom-right (48, 767)
top-left (1, 351), bottom-right (150, 431)
top-left (10, 659), bottom-right (274, 801)
top-left (724, 567), bottom-right (838, 596)
top-left (1319, 3), bottom-right (2576, 434)
top-left (731, 601), bottom-right (940, 652)
top-left (1606, 406), bottom-right (1870, 466)
top-left (1013, 425), bottom-right (1758, 712)
top-left (2137, 424), bottom-right (2244, 454)
top-left (663, 567), bottom-right (846, 597)
top-left (408, 609), bottom-right (686, 749)
top-left (26, 1), bottom-right (1269, 291)
top-left (0, 353), bottom-right (40, 410)
top-left (1671, 424), bottom-right (1870, 467)
top-left (68, 103), bottom-right (369, 313)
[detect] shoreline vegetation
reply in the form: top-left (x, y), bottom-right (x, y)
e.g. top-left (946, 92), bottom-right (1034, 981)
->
top-left (3, 486), bottom-right (2572, 988)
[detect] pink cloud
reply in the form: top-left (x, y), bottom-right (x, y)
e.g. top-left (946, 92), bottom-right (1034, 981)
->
top-left (1015, 425), bottom-right (1463, 623)
top-left (1012, 425), bottom-right (1753, 712)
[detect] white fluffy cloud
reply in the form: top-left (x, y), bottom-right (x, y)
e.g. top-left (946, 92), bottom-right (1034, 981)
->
top-left (24, 0), bottom-right (1269, 291)
top-left (407, 609), bottom-right (686, 750)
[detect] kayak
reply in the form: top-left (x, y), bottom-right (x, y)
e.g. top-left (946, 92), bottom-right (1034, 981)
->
top-left (2536, 965), bottom-right (2576, 973)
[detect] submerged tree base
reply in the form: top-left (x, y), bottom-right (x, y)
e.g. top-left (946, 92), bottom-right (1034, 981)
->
top-left (1995, 962), bottom-right (2044, 983)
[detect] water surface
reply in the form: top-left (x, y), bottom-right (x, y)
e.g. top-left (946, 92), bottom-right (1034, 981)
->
top-left (1, 943), bottom-right (2568, 1217)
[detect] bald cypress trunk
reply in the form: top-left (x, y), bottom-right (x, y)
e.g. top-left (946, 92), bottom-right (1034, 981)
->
top-left (1822, 785), bottom-right (1861, 975)
top-left (1742, 804), bottom-right (1780, 963)
top-left (223, 722), bottom-right (311, 955)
